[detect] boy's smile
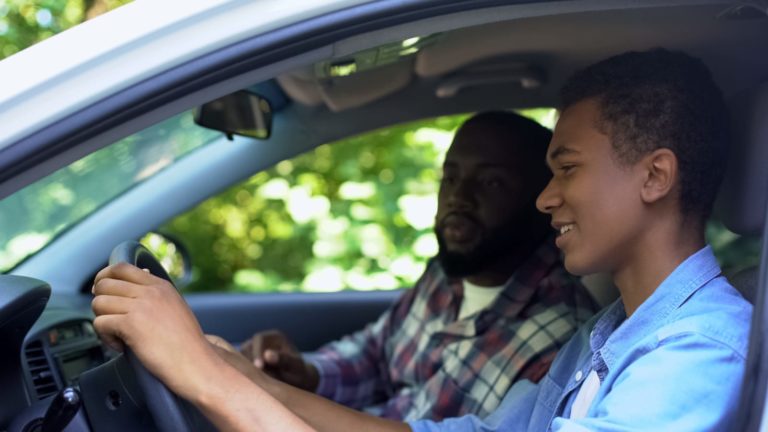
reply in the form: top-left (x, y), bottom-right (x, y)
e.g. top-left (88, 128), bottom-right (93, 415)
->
top-left (554, 222), bottom-right (576, 249)
top-left (537, 98), bottom-right (647, 276)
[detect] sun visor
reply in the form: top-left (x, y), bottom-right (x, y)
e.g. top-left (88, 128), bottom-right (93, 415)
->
top-left (276, 71), bottom-right (325, 107)
top-left (277, 59), bottom-right (413, 112)
top-left (319, 60), bottom-right (413, 112)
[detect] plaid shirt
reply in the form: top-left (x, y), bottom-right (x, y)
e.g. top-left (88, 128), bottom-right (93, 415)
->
top-left (304, 237), bottom-right (597, 421)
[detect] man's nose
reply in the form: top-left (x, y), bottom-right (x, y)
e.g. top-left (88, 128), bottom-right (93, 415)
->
top-left (536, 178), bottom-right (561, 215)
top-left (447, 180), bottom-right (475, 210)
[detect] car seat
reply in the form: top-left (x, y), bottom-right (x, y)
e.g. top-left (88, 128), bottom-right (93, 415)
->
top-left (715, 82), bottom-right (768, 303)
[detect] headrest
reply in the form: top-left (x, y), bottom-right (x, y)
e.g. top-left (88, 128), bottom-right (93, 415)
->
top-left (714, 82), bottom-right (768, 237)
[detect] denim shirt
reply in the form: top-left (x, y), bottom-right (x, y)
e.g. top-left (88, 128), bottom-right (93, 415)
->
top-left (409, 246), bottom-right (752, 431)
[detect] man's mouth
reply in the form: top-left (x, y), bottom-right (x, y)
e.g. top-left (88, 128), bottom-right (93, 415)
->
top-left (441, 214), bottom-right (480, 244)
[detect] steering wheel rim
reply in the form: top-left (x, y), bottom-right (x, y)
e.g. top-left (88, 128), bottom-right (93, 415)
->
top-left (108, 241), bottom-right (195, 432)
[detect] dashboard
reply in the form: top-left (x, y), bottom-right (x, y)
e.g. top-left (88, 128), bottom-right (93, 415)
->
top-left (22, 320), bottom-right (109, 402)
top-left (1, 283), bottom-right (110, 432)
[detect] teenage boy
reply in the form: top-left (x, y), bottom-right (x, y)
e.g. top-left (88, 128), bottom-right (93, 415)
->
top-left (92, 48), bottom-right (752, 432)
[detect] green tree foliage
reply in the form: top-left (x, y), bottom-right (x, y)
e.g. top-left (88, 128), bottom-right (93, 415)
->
top-left (161, 115), bottom-right (471, 293)
top-left (0, 0), bottom-right (131, 60)
top-left (0, 113), bottom-right (217, 271)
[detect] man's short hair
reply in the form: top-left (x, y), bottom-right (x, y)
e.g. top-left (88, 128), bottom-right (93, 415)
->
top-left (560, 48), bottom-right (729, 222)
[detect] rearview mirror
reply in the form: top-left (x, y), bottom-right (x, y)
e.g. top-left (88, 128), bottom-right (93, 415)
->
top-left (193, 90), bottom-right (272, 139)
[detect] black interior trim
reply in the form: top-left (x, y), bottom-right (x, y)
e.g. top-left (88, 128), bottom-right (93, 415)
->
top-left (188, 289), bottom-right (401, 351)
top-left (735, 224), bottom-right (768, 432)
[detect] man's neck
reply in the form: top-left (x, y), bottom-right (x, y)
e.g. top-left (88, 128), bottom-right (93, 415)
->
top-left (613, 220), bottom-right (705, 317)
top-left (464, 233), bottom-right (546, 287)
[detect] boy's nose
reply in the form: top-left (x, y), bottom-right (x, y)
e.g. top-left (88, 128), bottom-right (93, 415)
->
top-left (536, 179), bottom-right (561, 215)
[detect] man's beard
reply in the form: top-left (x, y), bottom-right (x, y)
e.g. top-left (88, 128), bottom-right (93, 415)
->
top-left (435, 216), bottom-right (520, 278)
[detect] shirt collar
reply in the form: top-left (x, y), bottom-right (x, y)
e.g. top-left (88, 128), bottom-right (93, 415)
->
top-left (591, 246), bottom-right (722, 369)
top-left (476, 235), bottom-right (562, 328)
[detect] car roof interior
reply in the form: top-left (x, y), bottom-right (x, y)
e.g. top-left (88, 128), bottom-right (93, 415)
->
top-left (268, 3), bottom-right (768, 139)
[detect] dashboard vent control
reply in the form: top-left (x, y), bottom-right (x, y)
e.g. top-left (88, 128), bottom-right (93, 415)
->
top-left (24, 340), bottom-right (59, 400)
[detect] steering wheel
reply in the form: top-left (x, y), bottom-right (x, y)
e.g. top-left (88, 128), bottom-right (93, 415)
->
top-left (108, 241), bottom-right (212, 432)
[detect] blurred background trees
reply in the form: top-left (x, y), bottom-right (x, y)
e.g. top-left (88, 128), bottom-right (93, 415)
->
top-left (159, 115), bottom-right (470, 293)
top-left (0, 0), bottom-right (131, 59)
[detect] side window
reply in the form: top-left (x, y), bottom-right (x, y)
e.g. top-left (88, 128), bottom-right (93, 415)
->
top-left (706, 219), bottom-right (762, 276)
top-left (157, 110), bottom-right (556, 293)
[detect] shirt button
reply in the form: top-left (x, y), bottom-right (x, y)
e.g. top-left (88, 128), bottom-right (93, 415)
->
top-left (575, 370), bottom-right (583, 381)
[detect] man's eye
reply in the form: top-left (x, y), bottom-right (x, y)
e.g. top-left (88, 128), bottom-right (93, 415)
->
top-left (482, 177), bottom-right (504, 188)
top-left (560, 164), bottom-right (576, 174)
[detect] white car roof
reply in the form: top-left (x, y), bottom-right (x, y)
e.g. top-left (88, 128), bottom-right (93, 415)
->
top-left (0, 0), bottom-right (369, 152)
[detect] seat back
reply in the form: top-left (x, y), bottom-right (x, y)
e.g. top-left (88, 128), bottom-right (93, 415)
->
top-left (715, 83), bottom-right (768, 237)
top-left (729, 266), bottom-right (760, 305)
top-left (712, 83), bottom-right (768, 304)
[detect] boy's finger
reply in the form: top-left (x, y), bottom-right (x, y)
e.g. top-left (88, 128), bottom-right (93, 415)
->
top-left (91, 294), bottom-right (133, 316)
top-left (92, 277), bottom-right (143, 298)
top-left (95, 262), bottom-right (164, 286)
top-left (93, 315), bottom-right (127, 352)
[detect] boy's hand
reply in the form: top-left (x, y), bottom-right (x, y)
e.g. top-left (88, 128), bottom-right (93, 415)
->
top-left (240, 330), bottom-right (319, 391)
top-left (91, 263), bottom-right (220, 400)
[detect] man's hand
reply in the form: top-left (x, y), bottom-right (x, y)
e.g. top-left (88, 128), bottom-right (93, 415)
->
top-left (240, 330), bottom-right (319, 391)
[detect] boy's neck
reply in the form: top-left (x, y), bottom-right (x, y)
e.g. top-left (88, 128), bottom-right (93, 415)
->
top-left (613, 220), bottom-right (706, 317)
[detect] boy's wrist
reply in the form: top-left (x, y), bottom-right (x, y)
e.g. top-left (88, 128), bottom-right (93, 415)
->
top-left (185, 345), bottom-right (238, 409)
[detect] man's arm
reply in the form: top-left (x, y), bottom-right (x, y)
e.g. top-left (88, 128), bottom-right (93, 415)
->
top-left (91, 263), bottom-right (411, 432)
top-left (305, 285), bottom-right (418, 407)
top-left (237, 268), bottom-right (421, 405)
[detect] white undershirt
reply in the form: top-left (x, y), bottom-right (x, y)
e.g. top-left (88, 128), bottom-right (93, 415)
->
top-left (457, 279), bottom-right (505, 320)
top-left (570, 369), bottom-right (601, 419)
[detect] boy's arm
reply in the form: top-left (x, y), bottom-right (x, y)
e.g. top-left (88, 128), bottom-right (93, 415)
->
top-left (91, 263), bottom-right (412, 432)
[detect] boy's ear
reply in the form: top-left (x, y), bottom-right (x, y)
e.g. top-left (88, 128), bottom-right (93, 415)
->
top-left (639, 148), bottom-right (678, 204)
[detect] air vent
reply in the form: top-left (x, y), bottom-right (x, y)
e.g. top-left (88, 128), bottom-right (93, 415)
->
top-left (24, 340), bottom-right (59, 400)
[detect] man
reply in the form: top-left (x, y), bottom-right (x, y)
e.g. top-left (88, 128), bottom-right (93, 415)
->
top-left (91, 48), bottom-right (751, 431)
top-left (227, 111), bottom-right (596, 420)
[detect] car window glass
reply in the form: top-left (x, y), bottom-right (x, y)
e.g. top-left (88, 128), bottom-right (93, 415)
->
top-left (161, 109), bottom-right (558, 293)
top-left (0, 112), bottom-right (221, 272)
top-left (706, 219), bottom-right (762, 276)
top-left (158, 107), bottom-right (760, 295)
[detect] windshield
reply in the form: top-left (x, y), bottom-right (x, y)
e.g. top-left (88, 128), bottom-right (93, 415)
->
top-left (0, 112), bottom-right (221, 272)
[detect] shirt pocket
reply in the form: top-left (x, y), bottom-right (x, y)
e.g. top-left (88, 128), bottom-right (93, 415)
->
top-left (529, 373), bottom-right (564, 429)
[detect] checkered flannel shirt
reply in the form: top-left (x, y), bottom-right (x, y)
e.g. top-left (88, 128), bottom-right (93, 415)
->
top-left (304, 237), bottom-right (597, 421)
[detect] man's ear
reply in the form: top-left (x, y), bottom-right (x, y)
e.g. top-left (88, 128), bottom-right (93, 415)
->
top-left (639, 148), bottom-right (678, 204)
